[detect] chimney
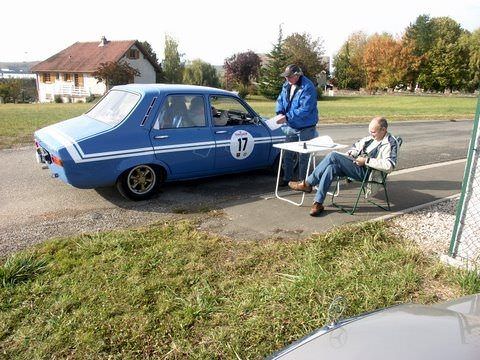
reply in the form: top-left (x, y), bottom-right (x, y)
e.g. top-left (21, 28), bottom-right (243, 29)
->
top-left (98, 36), bottom-right (109, 47)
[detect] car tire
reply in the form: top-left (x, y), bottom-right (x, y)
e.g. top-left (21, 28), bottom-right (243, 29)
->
top-left (116, 164), bottom-right (164, 201)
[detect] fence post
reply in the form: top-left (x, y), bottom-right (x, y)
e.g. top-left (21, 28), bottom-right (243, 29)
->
top-left (449, 93), bottom-right (480, 260)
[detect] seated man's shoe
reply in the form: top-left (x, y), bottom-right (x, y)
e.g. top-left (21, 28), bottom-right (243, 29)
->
top-left (310, 202), bottom-right (324, 216)
top-left (278, 179), bottom-right (289, 187)
top-left (288, 180), bottom-right (312, 193)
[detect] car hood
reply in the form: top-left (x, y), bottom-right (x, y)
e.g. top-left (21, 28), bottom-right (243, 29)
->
top-left (270, 294), bottom-right (480, 360)
top-left (35, 114), bottom-right (111, 152)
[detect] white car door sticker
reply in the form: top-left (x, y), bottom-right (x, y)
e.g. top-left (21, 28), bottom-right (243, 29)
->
top-left (230, 130), bottom-right (254, 160)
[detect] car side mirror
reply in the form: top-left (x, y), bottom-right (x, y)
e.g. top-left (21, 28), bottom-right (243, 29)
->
top-left (253, 116), bottom-right (262, 125)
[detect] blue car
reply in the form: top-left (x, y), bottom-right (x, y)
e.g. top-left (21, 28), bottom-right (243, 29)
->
top-left (34, 84), bottom-right (286, 200)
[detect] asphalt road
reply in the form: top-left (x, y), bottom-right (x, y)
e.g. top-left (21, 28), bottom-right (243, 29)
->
top-left (0, 119), bottom-right (473, 254)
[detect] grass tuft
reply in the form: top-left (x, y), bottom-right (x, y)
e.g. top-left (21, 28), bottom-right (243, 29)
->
top-left (0, 252), bottom-right (48, 287)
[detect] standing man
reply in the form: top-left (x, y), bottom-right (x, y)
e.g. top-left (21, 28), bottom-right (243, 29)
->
top-left (275, 64), bottom-right (318, 186)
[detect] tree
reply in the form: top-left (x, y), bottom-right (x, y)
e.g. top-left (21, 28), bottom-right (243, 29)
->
top-left (405, 15), bottom-right (468, 91)
top-left (223, 50), bottom-right (261, 95)
top-left (162, 35), bottom-right (184, 84)
top-left (282, 32), bottom-right (326, 80)
top-left (93, 61), bottom-right (140, 89)
top-left (333, 32), bottom-right (367, 89)
top-left (427, 17), bottom-right (469, 91)
top-left (0, 82), bottom-right (10, 103)
top-left (363, 33), bottom-right (407, 90)
top-left (140, 40), bottom-right (164, 83)
top-left (403, 15), bottom-right (436, 89)
top-left (258, 25), bottom-right (288, 99)
top-left (466, 28), bottom-right (480, 91)
top-left (404, 15), bottom-right (436, 56)
top-left (0, 78), bottom-right (36, 103)
top-left (183, 59), bottom-right (220, 87)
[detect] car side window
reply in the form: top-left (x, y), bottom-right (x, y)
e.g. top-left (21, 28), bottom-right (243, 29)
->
top-left (154, 95), bottom-right (206, 129)
top-left (209, 95), bottom-right (254, 127)
top-left (185, 95), bottom-right (206, 127)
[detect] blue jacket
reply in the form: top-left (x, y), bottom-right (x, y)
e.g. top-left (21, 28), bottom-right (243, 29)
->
top-left (275, 75), bottom-right (318, 130)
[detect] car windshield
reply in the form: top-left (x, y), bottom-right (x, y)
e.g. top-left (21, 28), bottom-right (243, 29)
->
top-left (86, 90), bottom-right (140, 125)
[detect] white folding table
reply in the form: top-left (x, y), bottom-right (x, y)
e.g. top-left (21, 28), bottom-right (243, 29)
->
top-left (273, 141), bottom-right (347, 206)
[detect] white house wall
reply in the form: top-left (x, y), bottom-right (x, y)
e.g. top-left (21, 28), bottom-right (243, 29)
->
top-left (84, 76), bottom-right (107, 95)
top-left (123, 45), bottom-right (156, 84)
top-left (36, 73), bottom-right (106, 102)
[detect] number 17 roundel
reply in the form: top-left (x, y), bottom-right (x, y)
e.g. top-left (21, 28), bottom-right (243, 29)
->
top-left (229, 130), bottom-right (254, 160)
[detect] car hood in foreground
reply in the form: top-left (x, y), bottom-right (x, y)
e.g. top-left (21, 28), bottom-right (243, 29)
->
top-left (270, 294), bottom-right (480, 360)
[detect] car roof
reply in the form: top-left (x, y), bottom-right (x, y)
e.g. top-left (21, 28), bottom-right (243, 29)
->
top-left (112, 83), bottom-right (236, 97)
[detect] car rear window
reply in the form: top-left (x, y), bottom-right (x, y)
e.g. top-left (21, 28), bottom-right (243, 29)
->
top-left (86, 90), bottom-right (140, 125)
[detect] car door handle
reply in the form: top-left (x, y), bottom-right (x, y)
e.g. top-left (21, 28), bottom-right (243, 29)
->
top-left (154, 135), bottom-right (169, 139)
top-left (215, 130), bottom-right (228, 134)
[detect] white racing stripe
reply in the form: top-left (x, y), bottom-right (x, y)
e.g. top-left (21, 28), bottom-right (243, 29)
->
top-left (43, 126), bottom-right (286, 164)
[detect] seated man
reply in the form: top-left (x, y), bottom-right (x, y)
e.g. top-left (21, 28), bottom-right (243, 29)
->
top-left (288, 116), bottom-right (398, 216)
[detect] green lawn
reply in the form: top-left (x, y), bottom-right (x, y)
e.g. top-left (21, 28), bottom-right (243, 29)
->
top-left (1, 220), bottom-right (479, 358)
top-left (0, 102), bottom-right (92, 149)
top-left (248, 94), bottom-right (477, 122)
top-left (0, 95), bottom-right (477, 149)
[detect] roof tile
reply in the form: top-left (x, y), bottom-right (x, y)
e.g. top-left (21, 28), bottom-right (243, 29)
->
top-left (31, 40), bottom-right (137, 73)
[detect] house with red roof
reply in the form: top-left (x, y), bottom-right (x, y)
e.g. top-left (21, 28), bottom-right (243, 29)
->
top-left (31, 37), bottom-right (160, 102)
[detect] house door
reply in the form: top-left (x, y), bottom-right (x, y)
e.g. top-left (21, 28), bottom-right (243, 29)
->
top-left (74, 74), bottom-right (83, 87)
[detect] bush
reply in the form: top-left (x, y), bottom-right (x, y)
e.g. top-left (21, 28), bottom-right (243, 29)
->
top-left (237, 84), bottom-right (249, 99)
top-left (317, 86), bottom-right (323, 100)
top-left (54, 95), bottom-right (63, 103)
top-left (0, 79), bottom-right (36, 103)
top-left (86, 94), bottom-right (97, 103)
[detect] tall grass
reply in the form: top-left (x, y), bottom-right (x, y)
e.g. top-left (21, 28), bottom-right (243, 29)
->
top-left (0, 253), bottom-right (48, 287)
top-left (1, 220), bottom-right (478, 358)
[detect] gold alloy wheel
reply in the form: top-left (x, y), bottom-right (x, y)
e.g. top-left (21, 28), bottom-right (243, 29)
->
top-left (127, 165), bottom-right (156, 195)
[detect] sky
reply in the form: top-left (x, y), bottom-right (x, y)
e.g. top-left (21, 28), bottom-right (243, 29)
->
top-left (1, 0), bottom-right (479, 65)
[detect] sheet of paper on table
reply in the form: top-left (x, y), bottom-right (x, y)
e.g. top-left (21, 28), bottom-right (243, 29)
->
top-left (307, 135), bottom-right (336, 148)
top-left (265, 114), bottom-right (284, 130)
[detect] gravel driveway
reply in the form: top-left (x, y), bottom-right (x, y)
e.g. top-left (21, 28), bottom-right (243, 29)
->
top-left (389, 197), bottom-right (458, 256)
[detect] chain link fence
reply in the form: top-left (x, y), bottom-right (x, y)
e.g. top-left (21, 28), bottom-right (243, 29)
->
top-left (450, 95), bottom-right (480, 265)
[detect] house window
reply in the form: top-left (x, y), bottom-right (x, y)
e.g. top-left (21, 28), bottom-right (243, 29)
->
top-left (42, 73), bottom-right (51, 83)
top-left (127, 49), bottom-right (140, 59)
top-left (64, 73), bottom-right (72, 82)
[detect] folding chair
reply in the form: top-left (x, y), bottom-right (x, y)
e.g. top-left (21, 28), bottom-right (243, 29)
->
top-left (330, 136), bottom-right (403, 215)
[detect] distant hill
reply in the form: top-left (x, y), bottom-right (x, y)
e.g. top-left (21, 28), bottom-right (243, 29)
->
top-left (0, 61), bottom-right (40, 73)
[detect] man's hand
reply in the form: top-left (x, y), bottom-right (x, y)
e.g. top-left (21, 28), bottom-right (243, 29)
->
top-left (354, 156), bottom-right (367, 166)
top-left (276, 115), bottom-right (286, 124)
